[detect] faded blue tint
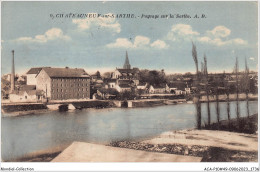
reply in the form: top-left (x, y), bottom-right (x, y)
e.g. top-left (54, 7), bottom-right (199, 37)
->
top-left (1, 1), bottom-right (258, 75)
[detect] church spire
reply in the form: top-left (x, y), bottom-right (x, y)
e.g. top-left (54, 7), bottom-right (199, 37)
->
top-left (123, 51), bottom-right (131, 69)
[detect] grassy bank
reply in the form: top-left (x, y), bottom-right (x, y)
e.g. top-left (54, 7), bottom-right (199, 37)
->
top-left (203, 114), bottom-right (258, 134)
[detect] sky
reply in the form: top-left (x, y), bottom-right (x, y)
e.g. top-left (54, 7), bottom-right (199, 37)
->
top-left (1, 1), bottom-right (258, 75)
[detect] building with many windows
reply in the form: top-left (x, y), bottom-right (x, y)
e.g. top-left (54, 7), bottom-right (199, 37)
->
top-left (35, 67), bottom-right (90, 100)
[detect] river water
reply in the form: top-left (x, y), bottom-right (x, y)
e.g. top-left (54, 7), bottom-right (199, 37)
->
top-left (1, 101), bottom-right (258, 161)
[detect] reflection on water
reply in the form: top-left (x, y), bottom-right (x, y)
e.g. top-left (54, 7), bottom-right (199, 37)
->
top-left (1, 101), bottom-right (258, 161)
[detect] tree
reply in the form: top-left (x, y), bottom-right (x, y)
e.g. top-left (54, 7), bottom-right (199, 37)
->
top-left (242, 58), bottom-right (250, 117)
top-left (234, 57), bottom-right (240, 124)
top-left (192, 42), bottom-right (201, 129)
top-left (214, 79), bottom-right (220, 125)
top-left (139, 69), bottom-right (166, 85)
top-left (96, 71), bottom-right (101, 79)
top-left (224, 73), bottom-right (231, 131)
top-left (203, 54), bottom-right (211, 126)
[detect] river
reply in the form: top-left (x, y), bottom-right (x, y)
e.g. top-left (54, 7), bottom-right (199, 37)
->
top-left (1, 101), bottom-right (258, 161)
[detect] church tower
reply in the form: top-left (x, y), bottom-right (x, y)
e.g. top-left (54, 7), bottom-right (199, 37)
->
top-left (123, 51), bottom-right (131, 69)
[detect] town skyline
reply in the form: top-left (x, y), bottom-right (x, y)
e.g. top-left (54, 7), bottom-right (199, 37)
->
top-left (1, 1), bottom-right (258, 75)
top-left (2, 50), bottom-right (258, 77)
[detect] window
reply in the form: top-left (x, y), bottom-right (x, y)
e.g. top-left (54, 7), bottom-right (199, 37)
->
top-left (61, 89), bottom-right (63, 92)
top-left (25, 96), bottom-right (27, 99)
top-left (57, 89), bottom-right (59, 92)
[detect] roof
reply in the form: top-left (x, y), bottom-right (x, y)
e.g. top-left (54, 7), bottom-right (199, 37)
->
top-left (98, 88), bottom-right (118, 94)
top-left (152, 84), bottom-right (166, 89)
top-left (19, 85), bottom-right (36, 91)
top-left (119, 84), bottom-right (131, 88)
top-left (106, 79), bottom-right (117, 83)
top-left (91, 71), bottom-right (101, 77)
top-left (26, 67), bottom-right (45, 74)
top-left (116, 68), bottom-right (139, 74)
top-left (117, 80), bottom-right (133, 85)
top-left (42, 67), bottom-right (89, 78)
top-left (137, 82), bottom-right (147, 86)
top-left (10, 90), bottom-right (44, 96)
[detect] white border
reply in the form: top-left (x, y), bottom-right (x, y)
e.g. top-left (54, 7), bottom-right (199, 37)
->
top-left (0, 0), bottom-right (259, 171)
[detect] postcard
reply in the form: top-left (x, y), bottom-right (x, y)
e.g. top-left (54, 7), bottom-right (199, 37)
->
top-left (1, 1), bottom-right (258, 171)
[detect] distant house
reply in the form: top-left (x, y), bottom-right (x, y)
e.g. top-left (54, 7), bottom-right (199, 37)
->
top-left (166, 82), bottom-right (190, 95)
top-left (97, 88), bottom-right (118, 99)
top-left (137, 82), bottom-right (148, 90)
top-left (111, 51), bottom-right (140, 82)
top-left (116, 84), bottom-right (132, 92)
top-left (17, 75), bottom-right (26, 82)
top-left (117, 79), bottom-right (134, 86)
top-left (166, 83), bottom-right (177, 94)
top-left (149, 84), bottom-right (166, 94)
top-left (9, 90), bottom-right (44, 102)
top-left (105, 79), bottom-right (117, 89)
top-left (35, 67), bottom-right (90, 100)
top-left (26, 67), bottom-right (45, 85)
top-left (91, 71), bottom-right (102, 82)
top-left (2, 74), bottom-right (11, 82)
top-left (112, 68), bottom-right (140, 80)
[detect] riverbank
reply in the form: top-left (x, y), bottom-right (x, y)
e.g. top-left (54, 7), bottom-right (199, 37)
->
top-left (1, 98), bottom-right (186, 116)
top-left (12, 128), bottom-right (257, 162)
top-left (109, 114), bottom-right (258, 162)
top-left (1, 93), bottom-right (257, 114)
top-left (203, 114), bottom-right (258, 134)
top-left (109, 129), bottom-right (258, 162)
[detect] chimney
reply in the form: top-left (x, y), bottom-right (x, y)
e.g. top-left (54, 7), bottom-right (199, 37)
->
top-left (10, 50), bottom-right (15, 93)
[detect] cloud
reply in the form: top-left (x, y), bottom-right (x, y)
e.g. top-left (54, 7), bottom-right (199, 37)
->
top-left (196, 25), bottom-right (247, 46)
top-left (232, 38), bottom-right (247, 45)
top-left (197, 36), bottom-right (247, 46)
top-left (107, 36), bottom-right (169, 49)
top-left (133, 36), bottom-right (150, 48)
top-left (207, 26), bottom-right (231, 38)
top-left (15, 28), bottom-right (70, 43)
top-left (151, 40), bottom-right (169, 49)
top-left (167, 24), bottom-right (199, 41)
top-left (72, 13), bottom-right (121, 33)
top-left (106, 38), bottom-right (133, 48)
top-left (166, 24), bottom-right (248, 47)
